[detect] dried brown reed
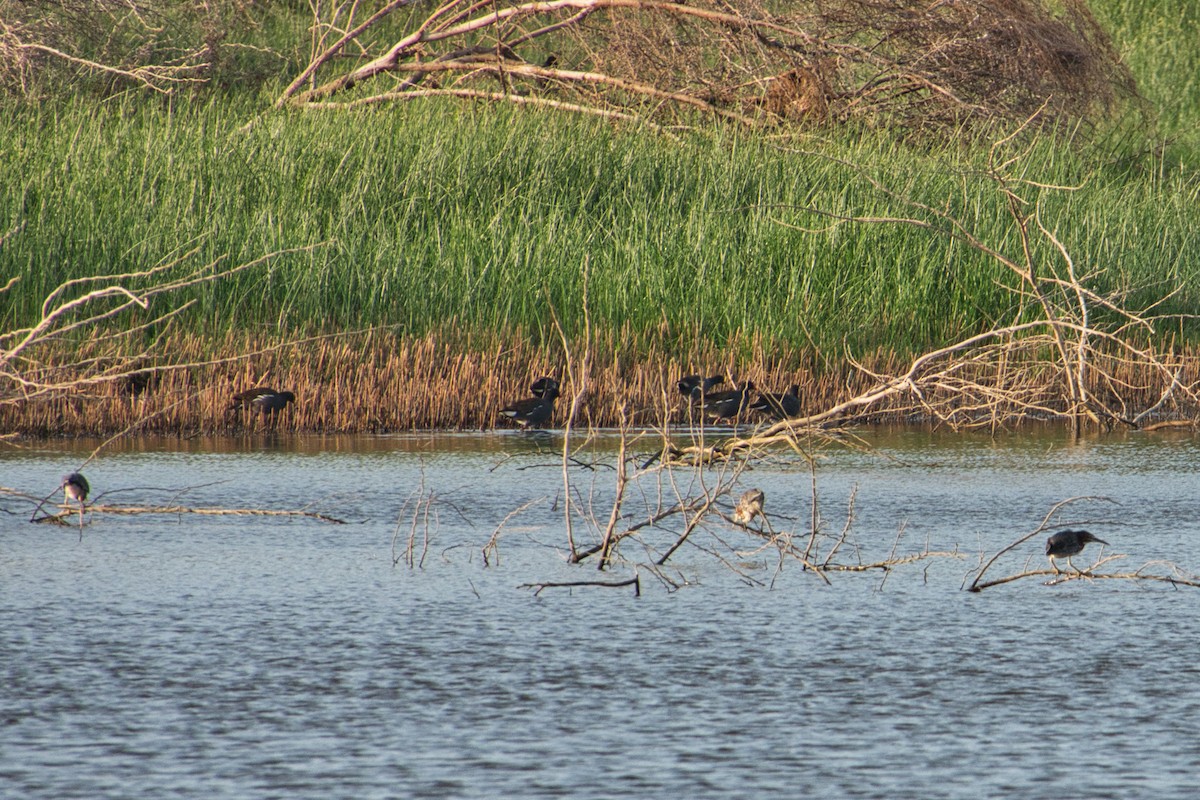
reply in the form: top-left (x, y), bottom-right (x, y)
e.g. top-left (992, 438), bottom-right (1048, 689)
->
top-left (4, 324), bottom-right (1198, 436)
top-left (282, 0), bottom-right (1142, 131)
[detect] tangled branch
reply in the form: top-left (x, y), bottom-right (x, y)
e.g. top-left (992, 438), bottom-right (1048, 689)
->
top-left (278, 0), bottom-right (1140, 131)
top-left (0, 243), bottom-right (328, 410)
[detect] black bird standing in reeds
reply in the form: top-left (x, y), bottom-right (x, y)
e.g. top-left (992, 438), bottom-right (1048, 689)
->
top-left (702, 381), bottom-right (755, 422)
top-left (751, 385), bottom-right (801, 420)
top-left (229, 388), bottom-right (296, 427)
top-left (677, 374), bottom-right (725, 399)
top-left (500, 377), bottom-right (560, 427)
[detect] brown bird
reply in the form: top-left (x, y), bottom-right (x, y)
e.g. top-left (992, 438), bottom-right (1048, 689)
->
top-left (734, 488), bottom-right (765, 525)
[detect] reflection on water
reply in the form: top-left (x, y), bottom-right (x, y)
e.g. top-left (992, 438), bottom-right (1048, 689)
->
top-left (3, 428), bottom-right (1200, 799)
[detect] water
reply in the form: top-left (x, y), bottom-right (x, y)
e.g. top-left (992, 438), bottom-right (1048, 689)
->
top-left (3, 429), bottom-right (1200, 798)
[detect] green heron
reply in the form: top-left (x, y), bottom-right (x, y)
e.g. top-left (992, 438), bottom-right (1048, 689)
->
top-left (1046, 529), bottom-right (1109, 574)
top-left (500, 378), bottom-right (559, 427)
top-left (62, 472), bottom-right (89, 506)
top-left (751, 385), bottom-right (801, 420)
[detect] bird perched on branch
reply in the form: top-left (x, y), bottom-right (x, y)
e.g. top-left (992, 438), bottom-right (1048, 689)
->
top-left (734, 488), bottom-right (765, 525)
top-left (61, 472), bottom-right (89, 526)
top-left (1046, 529), bottom-right (1108, 574)
top-left (62, 472), bottom-right (89, 507)
top-left (751, 384), bottom-right (801, 420)
top-left (500, 377), bottom-right (559, 427)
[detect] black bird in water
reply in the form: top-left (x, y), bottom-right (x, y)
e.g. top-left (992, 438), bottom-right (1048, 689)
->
top-left (702, 381), bottom-right (755, 422)
top-left (1046, 529), bottom-right (1109, 574)
top-left (500, 377), bottom-right (559, 427)
top-left (677, 374), bottom-right (725, 399)
top-left (751, 384), bottom-right (801, 420)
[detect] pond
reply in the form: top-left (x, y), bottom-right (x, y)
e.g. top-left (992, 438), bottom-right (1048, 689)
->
top-left (3, 428), bottom-right (1200, 799)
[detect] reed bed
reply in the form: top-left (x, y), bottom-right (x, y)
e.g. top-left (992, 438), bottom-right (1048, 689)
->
top-left (4, 326), bottom-right (1197, 436)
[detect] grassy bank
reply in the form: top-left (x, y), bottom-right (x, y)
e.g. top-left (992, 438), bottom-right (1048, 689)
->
top-left (1, 0), bottom-right (1197, 434)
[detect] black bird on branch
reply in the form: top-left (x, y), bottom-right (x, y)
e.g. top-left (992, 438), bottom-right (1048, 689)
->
top-left (1046, 529), bottom-right (1109, 574)
top-left (62, 472), bottom-right (89, 507)
top-left (61, 471), bottom-right (89, 527)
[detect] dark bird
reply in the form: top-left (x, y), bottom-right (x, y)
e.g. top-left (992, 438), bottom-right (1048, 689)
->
top-left (734, 488), bottom-right (765, 525)
top-left (230, 388), bottom-right (295, 415)
top-left (62, 472), bottom-right (89, 527)
top-left (500, 382), bottom-right (560, 427)
top-left (119, 366), bottom-right (159, 398)
top-left (529, 376), bottom-right (560, 398)
top-left (702, 381), bottom-right (755, 421)
top-left (252, 390), bottom-right (296, 415)
top-left (677, 374), bottom-right (725, 398)
top-left (1046, 529), bottom-right (1109, 574)
top-left (62, 472), bottom-right (89, 506)
top-left (751, 385), bottom-right (801, 420)
top-left (231, 387), bottom-right (278, 409)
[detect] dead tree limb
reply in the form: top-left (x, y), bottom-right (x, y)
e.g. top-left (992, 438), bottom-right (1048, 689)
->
top-left (520, 574), bottom-right (641, 595)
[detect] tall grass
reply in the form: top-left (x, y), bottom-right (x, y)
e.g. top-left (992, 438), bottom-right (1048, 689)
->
top-left (3, 96), bottom-right (1196, 357)
top-left (1, 0), bottom-right (1196, 364)
top-left (1090, 0), bottom-right (1200, 157)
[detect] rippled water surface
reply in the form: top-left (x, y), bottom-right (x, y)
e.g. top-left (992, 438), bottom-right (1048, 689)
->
top-left (4, 429), bottom-right (1200, 798)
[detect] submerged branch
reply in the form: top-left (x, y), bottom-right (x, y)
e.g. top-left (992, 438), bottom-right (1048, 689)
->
top-left (520, 574), bottom-right (641, 596)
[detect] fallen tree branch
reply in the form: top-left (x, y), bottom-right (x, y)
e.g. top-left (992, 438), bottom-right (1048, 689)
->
top-left (520, 574), bottom-right (641, 596)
